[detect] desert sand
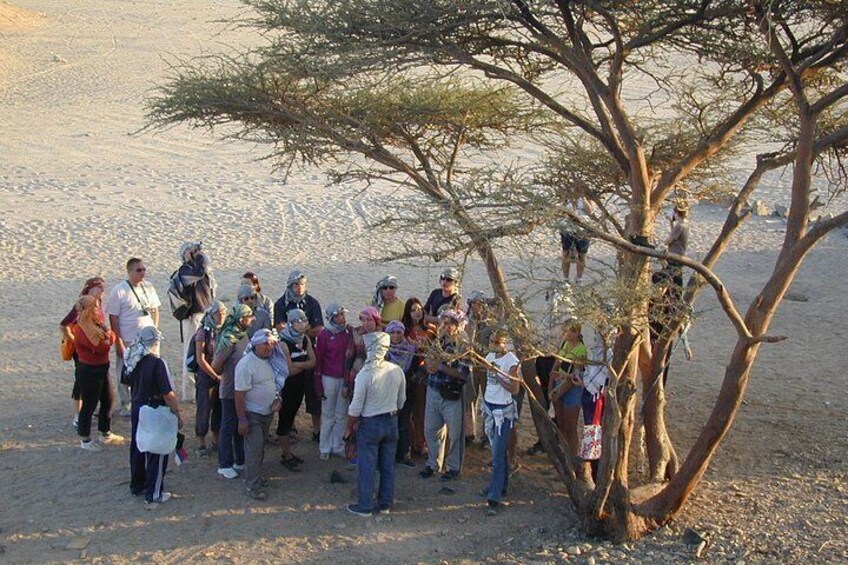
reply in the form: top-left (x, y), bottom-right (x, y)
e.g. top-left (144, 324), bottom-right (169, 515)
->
top-left (0, 1), bottom-right (846, 563)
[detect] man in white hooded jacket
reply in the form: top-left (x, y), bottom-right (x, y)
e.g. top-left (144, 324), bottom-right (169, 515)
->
top-left (345, 332), bottom-right (406, 516)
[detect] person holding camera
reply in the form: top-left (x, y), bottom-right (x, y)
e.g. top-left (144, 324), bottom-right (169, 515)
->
top-left (176, 241), bottom-right (215, 402)
top-left (106, 257), bottom-right (161, 416)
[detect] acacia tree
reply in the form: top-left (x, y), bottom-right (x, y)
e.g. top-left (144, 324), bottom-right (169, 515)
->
top-left (148, 0), bottom-right (848, 540)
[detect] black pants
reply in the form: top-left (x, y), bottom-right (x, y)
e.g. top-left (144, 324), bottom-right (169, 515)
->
top-left (534, 356), bottom-right (555, 408)
top-left (130, 404), bottom-right (170, 501)
top-left (75, 361), bottom-right (112, 438)
top-left (194, 372), bottom-right (221, 438)
top-left (395, 390), bottom-right (414, 462)
top-left (277, 372), bottom-right (307, 436)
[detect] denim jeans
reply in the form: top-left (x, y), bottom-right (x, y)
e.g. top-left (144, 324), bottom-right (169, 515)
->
top-left (485, 401), bottom-right (514, 503)
top-left (218, 398), bottom-right (244, 469)
top-left (356, 413), bottom-right (399, 511)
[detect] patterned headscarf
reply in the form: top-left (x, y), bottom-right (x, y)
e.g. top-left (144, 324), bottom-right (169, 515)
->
top-left (359, 306), bottom-right (382, 329)
top-left (372, 275), bottom-right (398, 309)
top-left (283, 269), bottom-right (308, 304)
top-left (279, 308), bottom-right (307, 343)
top-left (215, 303), bottom-right (253, 356)
top-left (201, 300), bottom-right (227, 331)
top-left (439, 308), bottom-right (467, 330)
top-left (324, 303), bottom-right (347, 334)
top-left (245, 328), bottom-right (290, 392)
top-left (123, 326), bottom-right (162, 374)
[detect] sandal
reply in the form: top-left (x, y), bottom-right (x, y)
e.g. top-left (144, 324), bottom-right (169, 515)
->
top-left (279, 454), bottom-right (303, 471)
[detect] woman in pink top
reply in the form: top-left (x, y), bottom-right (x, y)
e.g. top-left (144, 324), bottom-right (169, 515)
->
top-left (315, 303), bottom-right (355, 459)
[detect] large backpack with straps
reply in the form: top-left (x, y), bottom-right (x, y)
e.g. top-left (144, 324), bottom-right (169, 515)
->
top-left (167, 269), bottom-right (193, 321)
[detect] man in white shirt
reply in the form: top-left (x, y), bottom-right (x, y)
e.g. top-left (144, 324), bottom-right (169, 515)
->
top-left (235, 329), bottom-right (286, 501)
top-left (106, 257), bottom-right (161, 415)
top-left (345, 332), bottom-right (406, 516)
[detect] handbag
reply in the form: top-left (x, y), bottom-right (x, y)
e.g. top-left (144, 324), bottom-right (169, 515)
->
top-left (60, 326), bottom-right (76, 361)
top-left (579, 393), bottom-right (605, 460)
top-left (136, 405), bottom-right (178, 454)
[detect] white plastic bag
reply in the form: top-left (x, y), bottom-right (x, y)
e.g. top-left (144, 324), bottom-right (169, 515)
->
top-left (136, 405), bottom-right (178, 455)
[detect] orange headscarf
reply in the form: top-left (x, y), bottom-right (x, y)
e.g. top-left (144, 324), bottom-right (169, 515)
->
top-left (76, 295), bottom-right (107, 346)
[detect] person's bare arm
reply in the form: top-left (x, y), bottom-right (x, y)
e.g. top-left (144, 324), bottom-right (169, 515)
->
top-left (196, 340), bottom-right (219, 381)
top-left (162, 391), bottom-right (184, 429)
top-left (110, 314), bottom-right (125, 355)
top-left (151, 308), bottom-right (160, 327)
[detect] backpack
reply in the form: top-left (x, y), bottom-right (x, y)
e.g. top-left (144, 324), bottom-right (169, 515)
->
top-left (167, 269), bottom-right (193, 321)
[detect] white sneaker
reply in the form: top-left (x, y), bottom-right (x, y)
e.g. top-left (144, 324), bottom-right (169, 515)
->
top-left (218, 467), bottom-right (238, 479)
top-left (145, 492), bottom-right (172, 509)
top-left (98, 432), bottom-right (125, 445)
top-left (232, 463), bottom-right (245, 471)
top-left (79, 440), bottom-right (103, 452)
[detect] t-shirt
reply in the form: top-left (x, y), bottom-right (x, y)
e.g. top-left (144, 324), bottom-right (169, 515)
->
top-left (558, 341), bottom-right (587, 374)
top-left (129, 355), bottom-right (173, 406)
top-left (105, 280), bottom-right (161, 343)
top-left (379, 299), bottom-right (405, 323)
top-left (193, 326), bottom-right (216, 380)
top-left (213, 338), bottom-right (248, 400)
top-left (423, 288), bottom-right (458, 317)
top-left (484, 351), bottom-right (520, 405)
top-left (273, 293), bottom-right (324, 331)
top-left (234, 351), bottom-right (277, 415)
top-left (248, 309), bottom-right (272, 338)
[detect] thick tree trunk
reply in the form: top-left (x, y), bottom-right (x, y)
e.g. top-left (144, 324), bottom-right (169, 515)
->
top-left (641, 338), bottom-right (679, 481)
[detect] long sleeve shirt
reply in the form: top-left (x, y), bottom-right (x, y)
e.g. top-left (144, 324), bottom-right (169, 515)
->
top-left (348, 362), bottom-right (406, 418)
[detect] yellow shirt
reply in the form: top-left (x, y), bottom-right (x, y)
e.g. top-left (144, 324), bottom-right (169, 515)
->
top-left (380, 299), bottom-right (405, 323)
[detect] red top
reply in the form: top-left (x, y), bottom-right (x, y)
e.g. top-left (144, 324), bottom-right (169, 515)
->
top-left (72, 324), bottom-right (115, 366)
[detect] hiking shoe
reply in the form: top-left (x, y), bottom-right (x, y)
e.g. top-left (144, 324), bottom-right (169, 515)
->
top-left (419, 466), bottom-right (435, 479)
top-left (439, 470), bottom-right (459, 482)
top-left (98, 432), bottom-right (124, 445)
top-left (397, 459), bottom-right (417, 469)
top-left (486, 500), bottom-right (500, 516)
top-left (217, 467), bottom-right (238, 480)
top-left (196, 446), bottom-right (210, 459)
top-left (79, 439), bottom-right (103, 453)
top-left (245, 487), bottom-right (267, 500)
top-left (346, 504), bottom-right (372, 517)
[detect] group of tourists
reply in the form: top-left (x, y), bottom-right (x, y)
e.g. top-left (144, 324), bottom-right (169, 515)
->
top-left (60, 208), bottom-right (690, 516)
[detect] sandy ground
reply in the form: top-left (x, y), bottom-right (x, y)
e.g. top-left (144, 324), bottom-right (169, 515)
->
top-left (1, 2), bottom-right (847, 563)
